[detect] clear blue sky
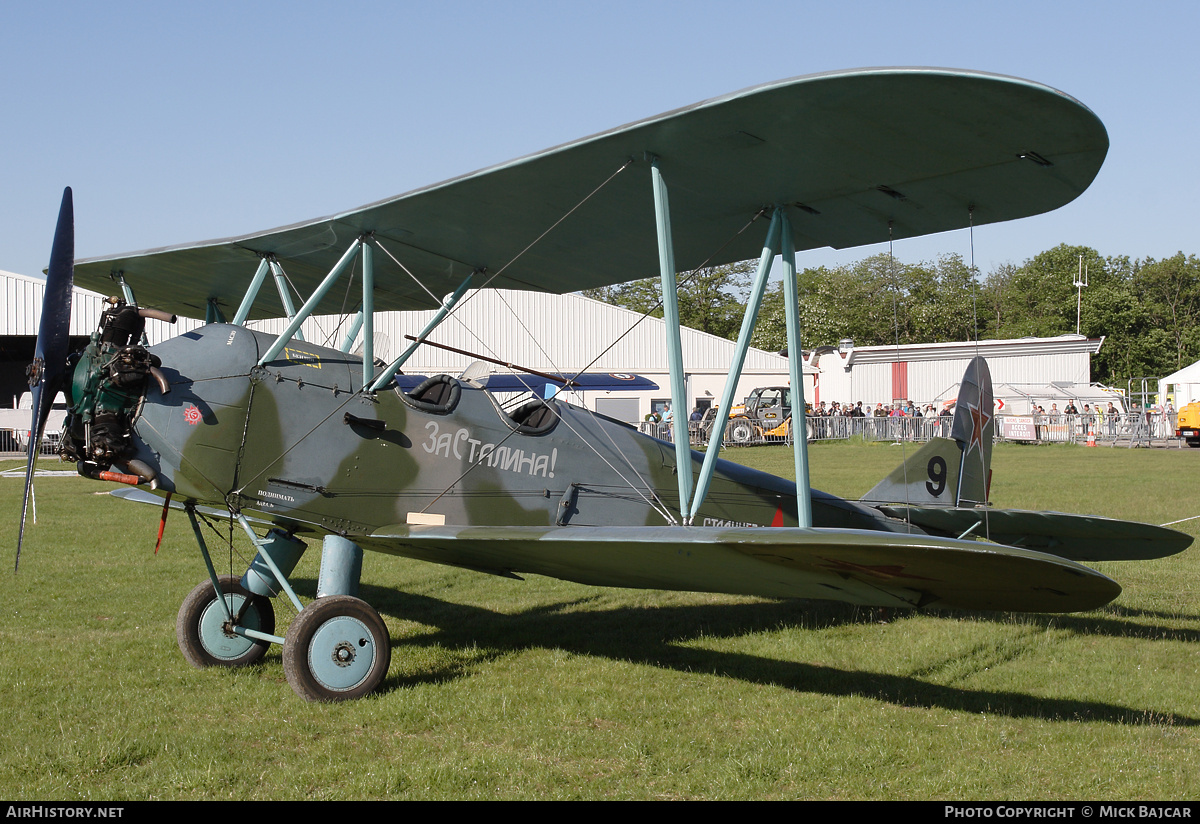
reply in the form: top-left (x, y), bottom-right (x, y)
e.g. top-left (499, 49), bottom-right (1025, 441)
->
top-left (3, 1), bottom-right (1197, 281)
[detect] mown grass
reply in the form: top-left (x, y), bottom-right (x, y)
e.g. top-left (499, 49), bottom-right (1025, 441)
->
top-left (1, 443), bottom-right (1199, 800)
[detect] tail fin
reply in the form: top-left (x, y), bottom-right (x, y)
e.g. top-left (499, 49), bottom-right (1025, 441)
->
top-left (860, 356), bottom-right (994, 508)
top-left (948, 356), bottom-right (993, 507)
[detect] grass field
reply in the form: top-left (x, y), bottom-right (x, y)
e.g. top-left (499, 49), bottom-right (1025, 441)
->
top-left (2, 442), bottom-right (1199, 800)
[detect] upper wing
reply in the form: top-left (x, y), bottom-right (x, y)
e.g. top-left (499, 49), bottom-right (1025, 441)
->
top-left (357, 524), bottom-right (1121, 614)
top-left (73, 68), bottom-right (1107, 319)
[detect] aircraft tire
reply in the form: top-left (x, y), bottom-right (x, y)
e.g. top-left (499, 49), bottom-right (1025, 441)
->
top-left (283, 595), bottom-right (391, 702)
top-left (176, 575), bottom-right (275, 668)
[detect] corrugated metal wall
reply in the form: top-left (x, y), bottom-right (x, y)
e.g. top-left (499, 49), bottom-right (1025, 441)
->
top-left (3, 271), bottom-right (795, 419)
top-left (810, 344), bottom-right (1096, 407)
top-left (2, 270), bottom-right (203, 343)
top-left (243, 288), bottom-right (791, 375)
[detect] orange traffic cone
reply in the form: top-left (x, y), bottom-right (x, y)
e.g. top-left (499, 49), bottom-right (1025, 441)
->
top-left (1086, 427), bottom-right (1096, 447)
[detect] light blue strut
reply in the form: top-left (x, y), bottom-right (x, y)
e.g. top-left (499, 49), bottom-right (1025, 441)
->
top-left (339, 311), bottom-right (365, 354)
top-left (231, 258), bottom-right (271, 327)
top-left (779, 215), bottom-right (812, 526)
top-left (269, 259), bottom-right (305, 342)
top-left (368, 273), bottom-right (474, 391)
top-left (258, 238), bottom-right (364, 366)
top-left (686, 209), bottom-right (782, 524)
top-left (360, 240), bottom-right (374, 391)
top-left (650, 158), bottom-right (691, 524)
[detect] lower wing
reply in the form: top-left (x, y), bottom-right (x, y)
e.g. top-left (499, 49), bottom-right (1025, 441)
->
top-left (360, 524), bottom-right (1120, 613)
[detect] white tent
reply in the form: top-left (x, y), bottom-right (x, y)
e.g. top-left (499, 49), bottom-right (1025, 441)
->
top-left (1160, 360), bottom-right (1200, 406)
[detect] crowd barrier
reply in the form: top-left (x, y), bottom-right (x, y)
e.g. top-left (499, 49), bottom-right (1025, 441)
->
top-left (638, 414), bottom-right (952, 446)
top-left (1000, 412), bottom-right (1184, 446)
top-left (637, 411), bottom-right (1188, 448)
top-left (0, 429), bottom-right (60, 456)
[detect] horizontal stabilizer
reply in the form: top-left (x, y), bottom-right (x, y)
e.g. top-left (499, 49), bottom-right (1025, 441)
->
top-left (878, 505), bottom-right (1194, 562)
top-left (860, 437), bottom-right (963, 507)
top-left (359, 524), bottom-right (1120, 614)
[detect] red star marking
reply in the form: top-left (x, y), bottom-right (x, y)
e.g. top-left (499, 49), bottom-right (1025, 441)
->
top-left (184, 405), bottom-right (202, 425)
top-left (964, 400), bottom-right (991, 456)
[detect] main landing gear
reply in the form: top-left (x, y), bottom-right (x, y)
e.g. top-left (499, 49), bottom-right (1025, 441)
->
top-left (177, 514), bottom-right (391, 702)
top-left (177, 575), bottom-right (275, 667)
top-left (283, 595), bottom-right (391, 702)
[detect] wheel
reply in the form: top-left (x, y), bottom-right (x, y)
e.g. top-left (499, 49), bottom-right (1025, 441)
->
top-left (729, 419), bottom-right (756, 444)
top-left (1187, 438), bottom-right (1200, 448)
top-left (177, 575), bottom-right (275, 668)
top-left (283, 595), bottom-right (391, 702)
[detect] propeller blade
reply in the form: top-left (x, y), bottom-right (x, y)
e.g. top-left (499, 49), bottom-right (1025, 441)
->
top-left (17, 187), bottom-right (75, 571)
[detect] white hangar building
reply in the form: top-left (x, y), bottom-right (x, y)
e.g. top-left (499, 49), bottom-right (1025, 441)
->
top-left (3, 267), bottom-right (1117, 422)
top-left (804, 336), bottom-right (1114, 414)
top-left (1, 269), bottom-right (798, 424)
top-left (245, 287), bottom-right (806, 424)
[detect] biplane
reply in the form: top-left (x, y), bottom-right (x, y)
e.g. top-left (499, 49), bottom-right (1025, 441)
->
top-left (19, 68), bottom-right (1192, 701)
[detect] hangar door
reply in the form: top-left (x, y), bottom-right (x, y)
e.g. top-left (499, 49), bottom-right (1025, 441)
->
top-left (595, 397), bottom-right (640, 424)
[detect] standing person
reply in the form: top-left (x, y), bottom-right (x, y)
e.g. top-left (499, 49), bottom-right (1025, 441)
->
top-left (1106, 401), bottom-right (1117, 435)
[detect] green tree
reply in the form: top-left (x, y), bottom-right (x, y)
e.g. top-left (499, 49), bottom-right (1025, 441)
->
top-left (583, 262), bottom-right (753, 340)
top-left (1133, 253), bottom-right (1200, 372)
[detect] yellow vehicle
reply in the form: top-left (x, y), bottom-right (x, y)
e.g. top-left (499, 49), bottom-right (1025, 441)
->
top-left (726, 386), bottom-right (794, 444)
top-left (1176, 401), bottom-right (1200, 447)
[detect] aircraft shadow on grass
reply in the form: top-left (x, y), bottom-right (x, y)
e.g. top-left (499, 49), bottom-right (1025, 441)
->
top-left (348, 582), bottom-right (1200, 727)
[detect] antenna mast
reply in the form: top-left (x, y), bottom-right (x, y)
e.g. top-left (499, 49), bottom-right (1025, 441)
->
top-left (1074, 255), bottom-right (1089, 334)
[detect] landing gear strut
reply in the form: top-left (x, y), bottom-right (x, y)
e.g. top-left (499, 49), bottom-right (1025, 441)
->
top-left (178, 517), bottom-right (391, 701)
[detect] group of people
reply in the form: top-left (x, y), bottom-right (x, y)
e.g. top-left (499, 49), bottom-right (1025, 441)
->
top-left (809, 400), bottom-right (946, 419)
top-left (644, 399), bottom-right (951, 426)
top-left (1029, 400), bottom-right (1179, 439)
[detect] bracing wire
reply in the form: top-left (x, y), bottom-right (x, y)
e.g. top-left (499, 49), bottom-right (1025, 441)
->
top-left (413, 204), bottom-right (769, 524)
top-left (402, 163), bottom-right (764, 524)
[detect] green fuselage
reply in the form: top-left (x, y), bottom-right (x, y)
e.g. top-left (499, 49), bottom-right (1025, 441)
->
top-left (127, 325), bottom-right (895, 541)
